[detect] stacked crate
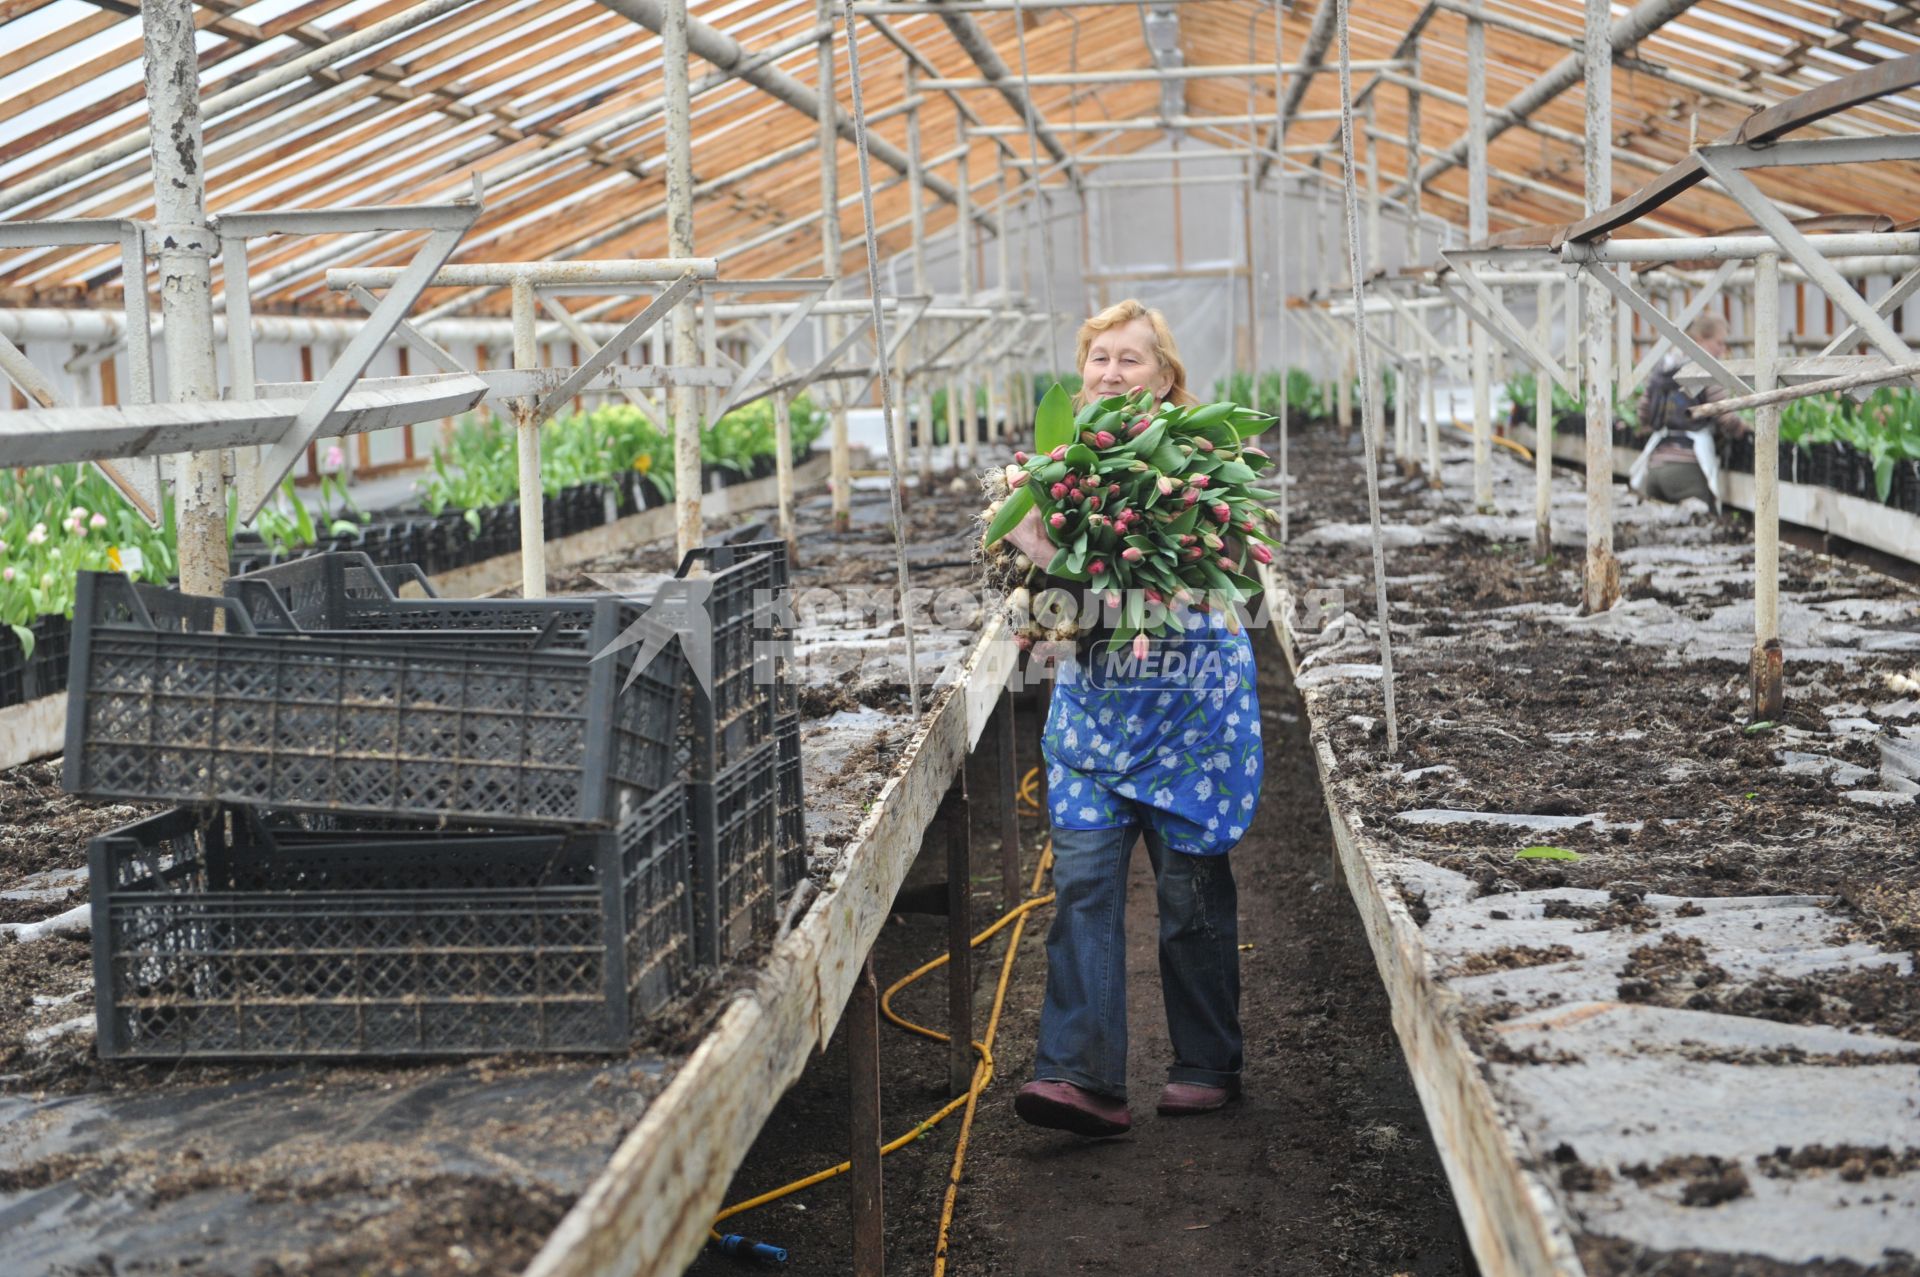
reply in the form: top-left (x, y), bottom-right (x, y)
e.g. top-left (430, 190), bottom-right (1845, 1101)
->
top-left (66, 541), bottom-right (801, 1060)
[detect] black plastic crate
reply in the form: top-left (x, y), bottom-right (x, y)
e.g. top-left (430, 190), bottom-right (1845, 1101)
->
top-left (691, 739), bottom-right (780, 965)
top-left (775, 714), bottom-right (805, 896)
top-left (673, 548), bottom-right (784, 782)
top-left (23, 613), bottom-right (71, 701)
top-left (226, 551), bottom-right (604, 636)
top-left (64, 571), bottom-right (687, 828)
top-left (89, 786), bottom-right (693, 1060)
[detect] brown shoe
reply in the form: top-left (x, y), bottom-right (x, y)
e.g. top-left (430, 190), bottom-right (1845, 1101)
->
top-left (1156, 1082), bottom-right (1233, 1116)
top-left (1014, 1079), bottom-right (1133, 1138)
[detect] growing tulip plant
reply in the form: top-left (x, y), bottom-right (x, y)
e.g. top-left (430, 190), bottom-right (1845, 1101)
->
top-left (982, 383), bottom-right (1281, 655)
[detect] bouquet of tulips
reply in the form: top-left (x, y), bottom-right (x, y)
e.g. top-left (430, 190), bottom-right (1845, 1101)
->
top-left (981, 384), bottom-right (1280, 655)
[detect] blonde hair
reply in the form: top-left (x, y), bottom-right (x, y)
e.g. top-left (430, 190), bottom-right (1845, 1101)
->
top-left (1073, 299), bottom-right (1199, 408)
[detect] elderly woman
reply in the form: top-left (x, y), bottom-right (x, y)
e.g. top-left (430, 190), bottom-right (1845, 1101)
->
top-left (1001, 299), bottom-right (1263, 1138)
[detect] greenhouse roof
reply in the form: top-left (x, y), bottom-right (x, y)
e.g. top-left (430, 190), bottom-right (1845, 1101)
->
top-left (3, 0), bottom-right (1920, 317)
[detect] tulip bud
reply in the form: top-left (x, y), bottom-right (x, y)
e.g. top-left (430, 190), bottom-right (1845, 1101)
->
top-left (1050, 444), bottom-right (1069, 461)
top-left (1183, 488), bottom-right (1201, 506)
top-left (1212, 504), bottom-right (1232, 523)
top-left (1093, 430), bottom-right (1116, 448)
top-left (1081, 430), bottom-right (1098, 447)
top-left (1081, 475), bottom-right (1101, 491)
top-left (1105, 591), bottom-right (1122, 609)
top-left (1121, 547), bottom-right (1143, 563)
top-left (1007, 466), bottom-right (1030, 489)
top-left (1049, 511), bottom-right (1067, 530)
top-left (1217, 555), bottom-right (1237, 570)
top-left (1250, 543), bottom-right (1273, 564)
top-left (1156, 476), bottom-right (1174, 497)
top-left (1244, 446), bottom-right (1268, 458)
top-left (1132, 632), bottom-right (1150, 663)
top-left (1180, 534), bottom-right (1195, 546)
top-left (1068, 488), bottom-right (1083, 503)
top-left (1194, 437), bottom-right (1215, 452)
top-left (1165, 475), bottom-right (1184, 489)
top-left (1090, 560), bottom-right (1107, 575)
top-left (1127, 418), bottom-right (1151, 438)
top-left (1144, 587), bottom-right (1163, 605)
top-left (1088, 494), bottom-right (1103, 511)
top-left (1184, 546), bottom-right (1204, 561)
top-left (1203, 533), bottom-right (1223, 550)
top-left (1107, 483), bottom-right (1120, 496)
top-left (1189, 474), bottom-right (1210, 489)
top-left (1130, 460), bottom-right (1149, 472)
top-left (1050, 483), bottom-right (1069, 500)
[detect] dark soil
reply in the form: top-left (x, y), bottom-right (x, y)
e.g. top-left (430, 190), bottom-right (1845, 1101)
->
top-left (1283, 426), bottom-right (1920, 1054)
top-left (686, 624), bottom-right (1469, 1276)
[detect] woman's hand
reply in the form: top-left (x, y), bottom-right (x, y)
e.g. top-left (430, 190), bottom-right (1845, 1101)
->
top-left (1004, 505), bottom-right (1054, 568)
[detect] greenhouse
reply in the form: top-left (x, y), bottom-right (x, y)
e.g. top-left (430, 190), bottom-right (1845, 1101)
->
top-left (1, 0), bottom-right (1918, 1274)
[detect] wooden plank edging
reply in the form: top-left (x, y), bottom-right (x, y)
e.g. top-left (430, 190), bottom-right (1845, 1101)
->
top-left (0, 454), bottom-right (836, 772)
top-left (1258, 564), bottom-right (1585, 1277)
top-left (524, 617), bottom-right (1009, 1277)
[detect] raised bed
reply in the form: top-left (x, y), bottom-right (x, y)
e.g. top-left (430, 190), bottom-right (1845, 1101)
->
top-left (0, 468), bottom-right (1002, 1277)
top-left (1268, 424), bottom-right (1920, 1275)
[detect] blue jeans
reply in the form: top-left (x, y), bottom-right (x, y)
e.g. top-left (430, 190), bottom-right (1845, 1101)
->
top-left (1032, 816), bottom-right (1243, 1101)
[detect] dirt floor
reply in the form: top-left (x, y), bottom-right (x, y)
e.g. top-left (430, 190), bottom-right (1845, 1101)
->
top-left (686, 624), bottom-right (1471, 1277)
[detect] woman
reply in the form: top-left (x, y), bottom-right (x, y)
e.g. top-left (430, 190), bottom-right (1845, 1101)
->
top-left (1001, 299), bottom-right (1263, 1138)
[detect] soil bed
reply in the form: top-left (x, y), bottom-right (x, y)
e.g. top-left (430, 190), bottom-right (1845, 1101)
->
top-left (0, 477), bottom-right (987, 1276)
top-left (1278, 423), bottom-right (1920, 1275)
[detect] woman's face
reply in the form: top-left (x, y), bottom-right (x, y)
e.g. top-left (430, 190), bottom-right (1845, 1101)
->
top-left (1081, 316), bottom-right (1172, 403)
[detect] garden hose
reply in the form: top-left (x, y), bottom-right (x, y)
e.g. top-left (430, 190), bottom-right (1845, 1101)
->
top-left (1446, 419), bottom-right (1534, 462)
top-left (708, 767), bottom-right (1054, 1269)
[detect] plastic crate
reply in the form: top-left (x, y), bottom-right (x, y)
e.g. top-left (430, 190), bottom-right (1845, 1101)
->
top-left (775, 714), bottom-right (806, 896)
top-left (89, 786), bottom-right (693, 1059)
top-left (673, 548), bottom-right (785, 781)
top-left (691, 738), bottom-right (780, 965)
top-left (64, 571), bottom-right (686, 828)
top-left (226, 551), bottom-right (605, 636)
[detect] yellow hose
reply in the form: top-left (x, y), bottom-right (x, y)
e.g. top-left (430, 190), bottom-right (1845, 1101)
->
top-left (709, 767), bottom-right (1054, 1271)
top-left (1446, 418), bottom-right (1534, 462)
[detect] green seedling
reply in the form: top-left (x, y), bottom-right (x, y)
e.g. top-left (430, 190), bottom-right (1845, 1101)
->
top-left (1744, 720), bottom-right (1778, 736)
top-left (1515, 846), bottom-right (1582, 862)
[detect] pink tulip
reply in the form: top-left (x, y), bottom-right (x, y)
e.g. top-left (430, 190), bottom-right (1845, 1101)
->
top-left (1144, 587), bottom-right (1163, 605)
top-left (1212, 503), bottom-right (1232, 523)
top-left (1093, 430), bottom-right (1116, 448)
top-left (1194, 437), bottom-right (1215, 452)
top-left (1050, 483), bottom-right (1069, 500)
top-left (1121, 547), bottom-right (1143, 562)
top-left (1014, 451), bottom-right (1029, 463)
top-left (1050, 444), bottom-right (1069, 461)
top-left (1157, 476), bottom-right (1174, 496)
top-left (1244, 446), bottom-right (1268, 458)
top-left (1128, 418), bottom-right (1151, 438)
top-left (1250, 543), bottom-right (1273, 564)
top-left (1183, 488), bottom-right (1201, 506)
top-left (1008, 468), bottom-right (1029, 489)
top-left (1087, 494), bottom-right (1103, 511)
top-left (1217, 555), bottom-right (1236, 570)
top-left (1132, 632), bottom-right (1150, 662)
top-left (1089, 560), bottom-right (1107, 575)
top-left (1189, 474), bottom-right (1209, 489)
top-left (1049, 512), bottom-right (1067, 529)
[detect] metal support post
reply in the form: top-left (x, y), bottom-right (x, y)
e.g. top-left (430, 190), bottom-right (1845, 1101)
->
top-left (1273, 12), bottom-right (1289, 539)
top-left (906, 66), bottom-right (936, 492)
top-left (848, 954), bottom-right (885, 1277)
top-left (821, 4), bottom-right (851, 533)
top-left (1582, 0), bottom-right (1618, 612)
top-left (944, 781), bottom-right (975, 1098)
top-left (956, 141), bottom-right (976, 472)
top-left (511, 278), bottom-right (547, 598)
top-left (664, 0), bottom-right (703, 559)
top-left (1752, 251), bottom-right (1784, 718)
top-left (1467, 0), bottom-right (1492, 511)
top-left (1535, 280), bottom-right (1554, 557)
top-left (144, 0), bottom-right (227, 597)
top-left (947, 374), bottom-right (964, 476)
top-left (773, 346), bottom-right (798, 559)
